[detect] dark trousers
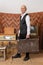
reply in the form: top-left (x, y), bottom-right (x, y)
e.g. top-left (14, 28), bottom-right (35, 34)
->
top-left (19, 34), bottom-right (26, 39)
top-left (18, 33), bottom-right (29, 57)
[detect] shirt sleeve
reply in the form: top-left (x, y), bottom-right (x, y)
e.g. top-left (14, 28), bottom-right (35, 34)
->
top-left (18, 30), bottom-right (20, 36)
top-left (25, 15), bottom-right (30, 35)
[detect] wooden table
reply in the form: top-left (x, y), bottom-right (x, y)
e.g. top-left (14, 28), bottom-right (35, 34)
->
top-left (0, 34), bottom-right (16, 60)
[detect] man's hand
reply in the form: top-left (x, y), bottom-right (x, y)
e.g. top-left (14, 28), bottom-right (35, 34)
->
top-left (26, 35), bottom-right (30, 39)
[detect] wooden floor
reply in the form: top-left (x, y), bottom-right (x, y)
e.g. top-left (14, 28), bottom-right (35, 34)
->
top-left (0, 52), bottom-right (43, 65)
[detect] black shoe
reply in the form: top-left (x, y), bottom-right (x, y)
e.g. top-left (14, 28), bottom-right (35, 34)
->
top-left (24, 56), bottom-right (30, 61)
top-left (12, 53), bottom-right (21, 59)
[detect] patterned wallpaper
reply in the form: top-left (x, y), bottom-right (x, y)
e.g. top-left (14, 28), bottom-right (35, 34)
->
top-left (0, 12), bottom-right (43, 33)
top-left (0, 13), bottom-right (20, 30)
top-left (0, 12), bottom-right (43, 30)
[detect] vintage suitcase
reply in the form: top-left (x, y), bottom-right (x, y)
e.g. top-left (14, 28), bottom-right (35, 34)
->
top-left (17, 38), bottom-right (39, 53)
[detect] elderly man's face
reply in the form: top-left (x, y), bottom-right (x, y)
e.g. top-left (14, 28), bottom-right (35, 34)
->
top-left (21, 5), bottom-right (26, 14)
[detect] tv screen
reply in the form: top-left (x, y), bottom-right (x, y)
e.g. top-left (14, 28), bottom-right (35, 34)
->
top-left (30, 25), bottom-right (38, 38)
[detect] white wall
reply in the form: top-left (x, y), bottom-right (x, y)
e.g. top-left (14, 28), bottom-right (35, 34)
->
top-left (0, 0), bottom-right (43, 13)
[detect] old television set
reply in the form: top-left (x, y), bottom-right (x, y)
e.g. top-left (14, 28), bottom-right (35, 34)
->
top-left (30, 24), bottom-right (38, 38)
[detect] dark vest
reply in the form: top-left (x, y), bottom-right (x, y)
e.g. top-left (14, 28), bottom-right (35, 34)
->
top-left (20, 13), bottom-right (28, 35)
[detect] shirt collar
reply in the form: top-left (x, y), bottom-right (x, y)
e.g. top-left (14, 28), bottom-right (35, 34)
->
top-left (21, 12), bottom-right (27, 17)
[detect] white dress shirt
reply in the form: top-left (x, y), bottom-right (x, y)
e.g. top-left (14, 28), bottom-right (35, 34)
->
top-left (18, 12), bottom-right (30, 36)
